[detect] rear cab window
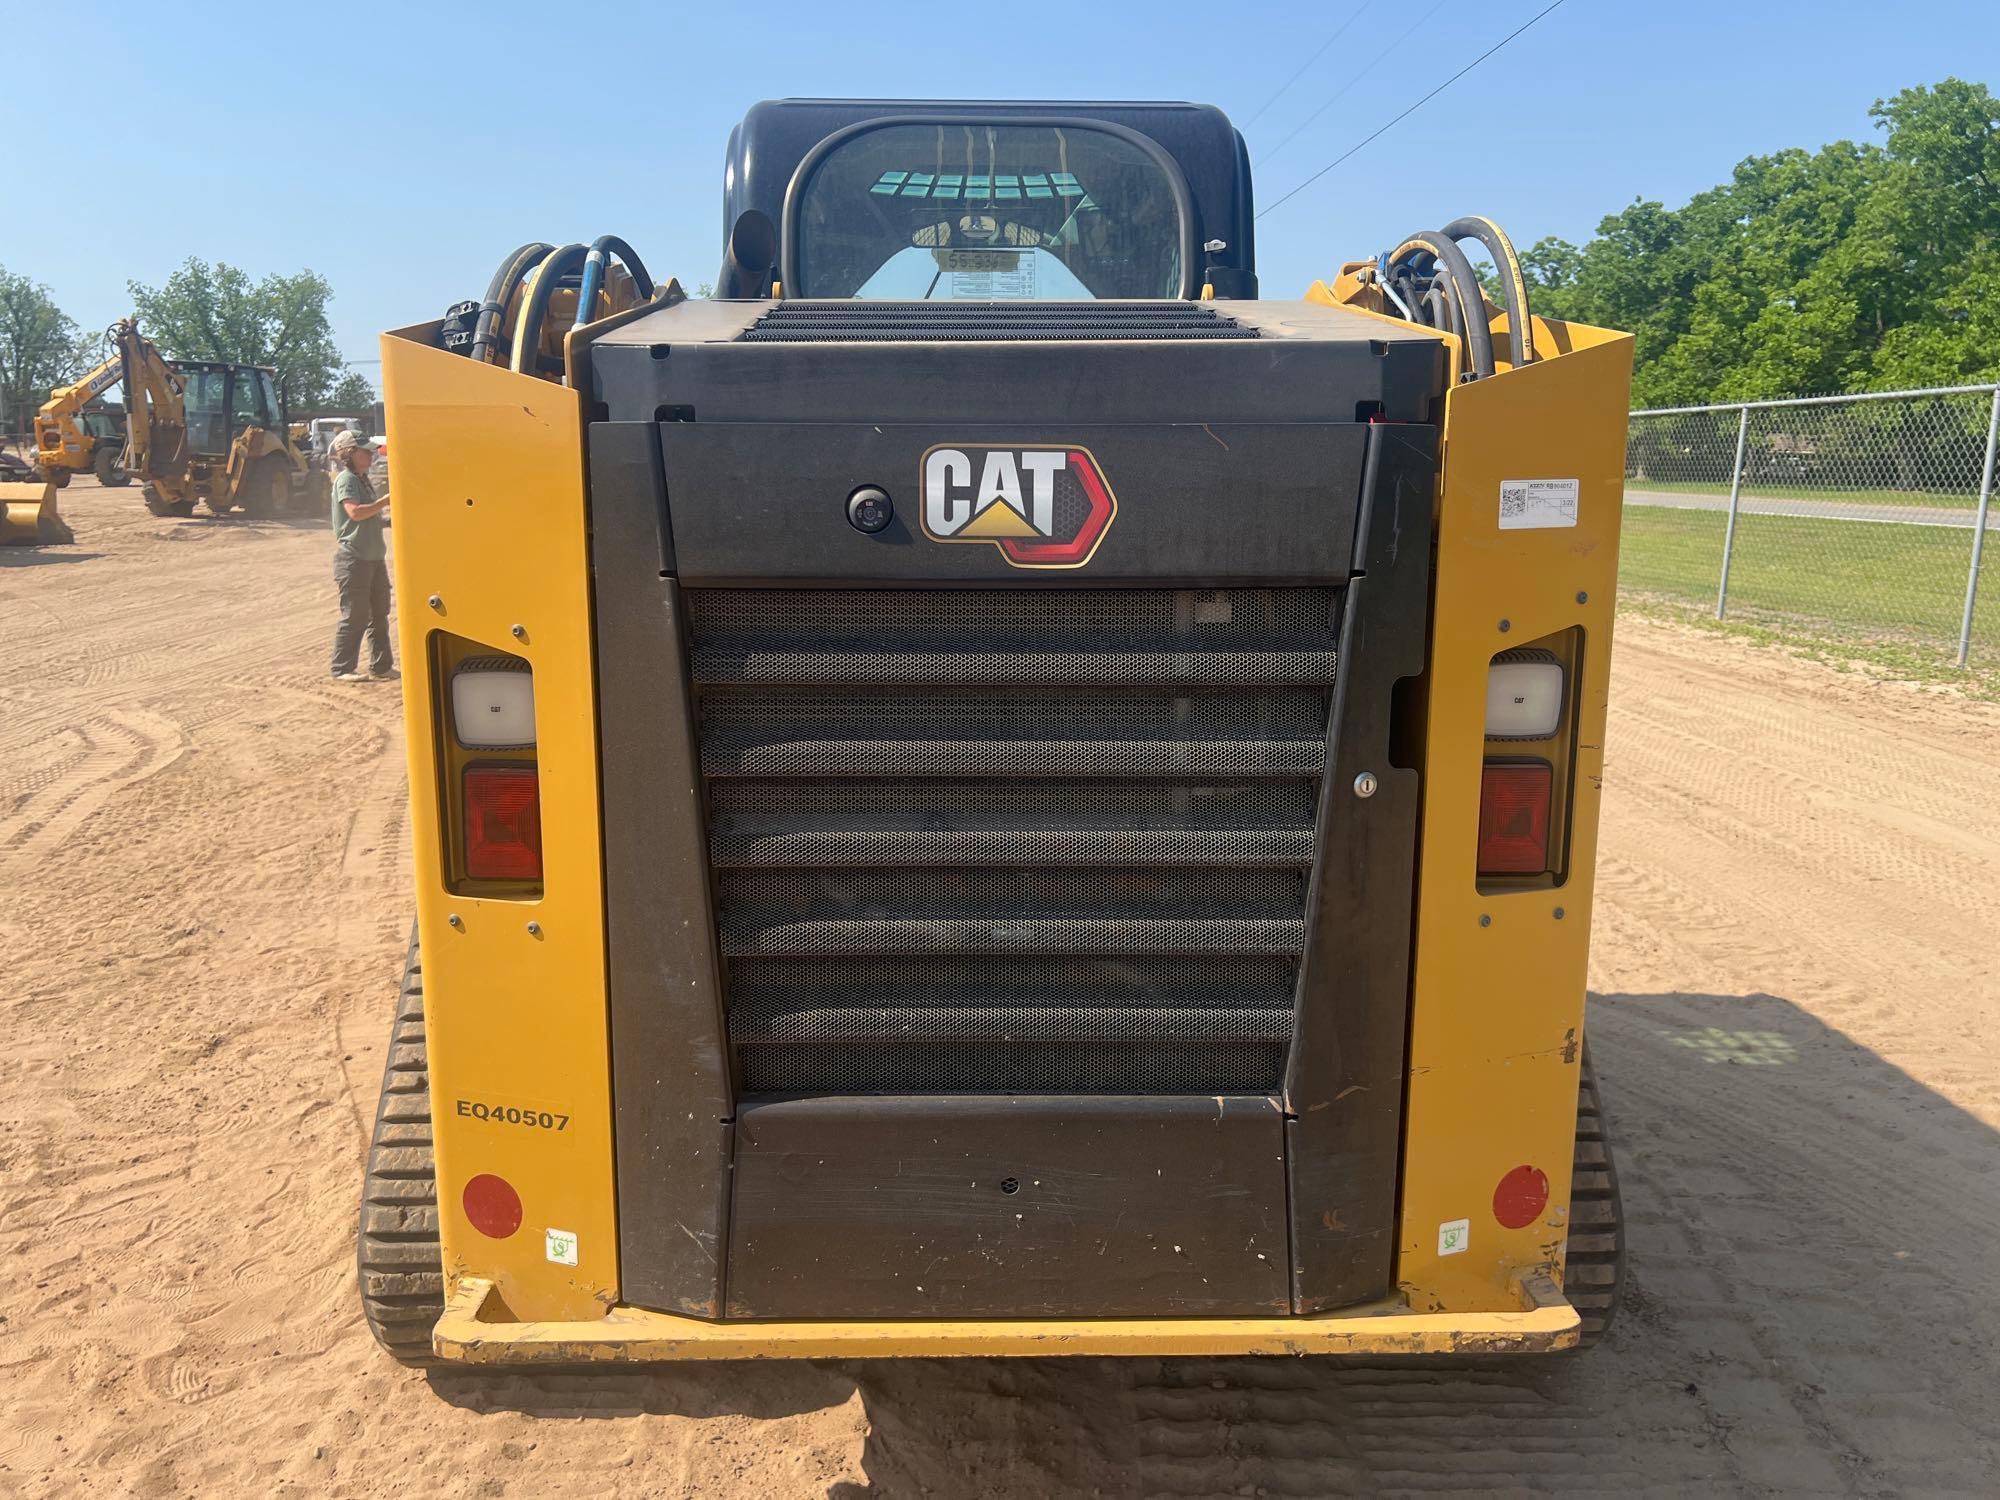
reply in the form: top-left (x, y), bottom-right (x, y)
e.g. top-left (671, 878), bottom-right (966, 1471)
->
top-left (792, 122), bottom-right (1188, 301)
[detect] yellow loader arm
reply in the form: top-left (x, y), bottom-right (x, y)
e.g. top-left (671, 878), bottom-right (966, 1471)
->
top-left (34, 352), bottom-right (125, 481)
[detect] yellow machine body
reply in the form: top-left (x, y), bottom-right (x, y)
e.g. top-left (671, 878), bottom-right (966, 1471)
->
top-left (380, 337), bottom-right (620, 1326)
top-left (151, 380), bottom-right (326, 518)
top-left (208, 422), bottom-right (327, 517)
top-left (378, 277), bottom-right (1632, 1360)
top-left (1308, 269), bottom-right (1635, 1314)
top-left (35, 352), bottom-right (127, 487)
top-left (0, 479), bottom-right (71, 545)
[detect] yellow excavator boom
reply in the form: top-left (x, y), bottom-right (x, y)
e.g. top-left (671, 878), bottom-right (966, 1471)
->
top-left (110, 318), bottom-right (195, 508)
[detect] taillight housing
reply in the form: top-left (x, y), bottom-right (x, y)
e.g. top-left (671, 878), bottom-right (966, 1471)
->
top-left (1485, 650), bottom-right (1564, 739)
top-left (451, 658), bottom-right (535, 748)
top-left (463, 765), bottom-right (542, 881)
top-left (1477, 761), bottom-right (1552, 875)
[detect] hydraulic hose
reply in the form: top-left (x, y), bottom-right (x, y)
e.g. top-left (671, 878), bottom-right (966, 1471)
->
top-left (1441, 215), bottom-right (1533, 367)
top-left (1374, 251), bottom-right (1416, 320)
top-left (457, 233), bottom-right (659, 374)
top-left (470, 242), bottom-right (553, 364)
top-left (1390, 239), bottom-right (1475, 327)
top-left (511, 243), bottom-right (588, 375)
top-left (572, 247), bottom-right (605, 333)
top-left (1423, 282), bottom-right (1461, 342)
top-left (1390, 266), bottom-right (1425, 326)
top-left (572, 236), bottom-right (657, 330)
top-left (1388, 233), bottom-right (1496, 380)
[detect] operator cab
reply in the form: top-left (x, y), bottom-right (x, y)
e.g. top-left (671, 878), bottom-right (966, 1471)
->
top-left (717, 100), bottom-right (1258, 300)
top-left (172, 362), bottom-right (282, 457)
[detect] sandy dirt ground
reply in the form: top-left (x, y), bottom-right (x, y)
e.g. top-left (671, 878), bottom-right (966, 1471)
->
top-left (3, 479), bottom-right (1997, 1497)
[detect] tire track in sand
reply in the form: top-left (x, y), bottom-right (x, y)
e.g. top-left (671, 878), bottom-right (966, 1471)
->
top-left (0, 708), bottom-right (188, 870)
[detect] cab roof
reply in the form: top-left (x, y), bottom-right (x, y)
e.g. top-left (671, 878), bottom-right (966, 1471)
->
top-left (719, 99), bottom-right (1258, 299)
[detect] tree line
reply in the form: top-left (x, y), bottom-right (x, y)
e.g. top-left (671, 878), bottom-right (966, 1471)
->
top-left (0, 260), bottom-right (374, 439)
top-left (1521, 78), bottom-right (2000, 408)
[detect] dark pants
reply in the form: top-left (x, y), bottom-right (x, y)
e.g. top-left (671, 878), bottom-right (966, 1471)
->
top-left (332, 551), bottom-right (394, 676)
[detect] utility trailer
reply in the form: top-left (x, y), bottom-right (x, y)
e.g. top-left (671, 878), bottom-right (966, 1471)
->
top-left (360, 99), bottom-right (1632, 1364)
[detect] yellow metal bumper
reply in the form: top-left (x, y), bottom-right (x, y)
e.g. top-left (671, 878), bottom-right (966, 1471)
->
top-left (433, 1271), bottom-right (1577, 1363)
top-left (0, 480), bottom-right (67, 546)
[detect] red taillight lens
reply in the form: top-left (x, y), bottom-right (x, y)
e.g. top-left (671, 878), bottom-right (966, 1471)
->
top-left (1478, 761), bottom-right (1552, 875)
top-left (464, 766), bottom-right (542, 881)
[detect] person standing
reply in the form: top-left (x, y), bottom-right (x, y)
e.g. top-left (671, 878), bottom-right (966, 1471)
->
top-left (328, 430), bottom-right (396, 682)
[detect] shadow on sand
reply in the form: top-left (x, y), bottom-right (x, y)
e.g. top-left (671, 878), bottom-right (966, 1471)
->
top-left (159, 511), bottom-right (329, 537)
top-left (0, 549), bottom-right (104, 567)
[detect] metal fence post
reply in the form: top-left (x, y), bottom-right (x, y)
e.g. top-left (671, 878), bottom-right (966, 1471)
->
top-left (1957, 388), bottom-right (2000, 668)
top-left (1716, 405), bottom-right (1750, 620)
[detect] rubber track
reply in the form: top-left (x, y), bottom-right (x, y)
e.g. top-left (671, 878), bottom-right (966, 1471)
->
top-left (356, 925), bottom-right (444, 1366)
top-left (1566, 1040), bottom-right (1627, 1346)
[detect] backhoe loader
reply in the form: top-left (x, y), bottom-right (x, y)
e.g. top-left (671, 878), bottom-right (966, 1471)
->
top-left (361, 99), bottom-right (1633, 1366)
top-left (39, 318), bottom-right (327, 519)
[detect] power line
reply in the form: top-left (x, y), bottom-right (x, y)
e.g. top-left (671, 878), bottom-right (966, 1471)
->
top-left (1258, 0), bottom-right (1569, 221)
top-left (1238, 3), bottom-right (1371, 130)
top-left (1253, 0), bottom-right (1449, 169)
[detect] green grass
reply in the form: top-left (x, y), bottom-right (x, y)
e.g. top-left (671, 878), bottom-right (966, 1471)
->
top-left (1616, 506), bottom-right (2000, 695)
top-left (1624, 478), bottom-right (1985, 510)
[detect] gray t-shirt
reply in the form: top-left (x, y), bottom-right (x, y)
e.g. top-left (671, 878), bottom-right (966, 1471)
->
top-left (331, 469), bottom-right (385, 560)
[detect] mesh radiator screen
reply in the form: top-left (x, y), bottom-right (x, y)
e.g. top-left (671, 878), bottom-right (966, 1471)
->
top-left (685, 586), bottom-right (1340, 1094)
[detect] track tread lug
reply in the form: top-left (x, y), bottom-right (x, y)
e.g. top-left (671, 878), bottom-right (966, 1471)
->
top-left (356, 922), bottom-right (446, 1367)
top-left (1563, 1040), bottom-right (1626, 1349)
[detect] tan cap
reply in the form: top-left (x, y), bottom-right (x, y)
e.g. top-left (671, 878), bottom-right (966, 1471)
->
top-left (330, 430), bottom-right (374, 459)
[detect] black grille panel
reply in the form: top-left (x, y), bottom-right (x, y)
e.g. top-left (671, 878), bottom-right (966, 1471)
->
top-left (736, 301), bottom-right (1257, 343)
top-left (688, 586), bottom-right (1337, 686)
top-left (686, 586), bottom-right (1340, 1093)
top-left (708, 780), bottom-right (1319, 868)
top-left (719, 867), bottom-right (1309, 957)
top-left (728, 954), bottom-right (1300, 1020)
top-left (699, 690), bottom-right (1331, 778)
top-left (739, 1041), bottom-right (1286, 1094)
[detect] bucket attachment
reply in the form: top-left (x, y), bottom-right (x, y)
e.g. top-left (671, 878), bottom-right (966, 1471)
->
top-left (0, 480), bottom-right (72, 545)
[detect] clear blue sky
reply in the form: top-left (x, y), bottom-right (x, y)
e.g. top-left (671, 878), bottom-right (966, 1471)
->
top-left (5, 0), bottom-right (1995, 393)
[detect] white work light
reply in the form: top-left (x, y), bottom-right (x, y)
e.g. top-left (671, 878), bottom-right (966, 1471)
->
top-left (452, 659), bottom-right (536, 748)
top-left (1485, 652), bottom-right (1564, 739)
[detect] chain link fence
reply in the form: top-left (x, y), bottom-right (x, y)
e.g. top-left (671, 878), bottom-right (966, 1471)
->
top-left (1623, 384), bottom-right (2000, 671)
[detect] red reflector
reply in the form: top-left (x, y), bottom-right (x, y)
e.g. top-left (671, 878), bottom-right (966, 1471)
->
top-left (1478, 761), bottom-right (1552, 875)
top-left (463, 1173), bottom-right (523, 1238)
top-left (464, 765), bottom-right (542, 881)
top-left (1493, 1164), bottom-right (1550, 1229)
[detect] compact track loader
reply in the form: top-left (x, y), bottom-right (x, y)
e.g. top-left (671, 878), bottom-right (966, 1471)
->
top-left (360, 99), bottom-right (1633, 1366)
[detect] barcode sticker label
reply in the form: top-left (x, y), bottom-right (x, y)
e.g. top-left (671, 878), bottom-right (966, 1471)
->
top-left (1499, 478), bottom-right (1580, 530)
